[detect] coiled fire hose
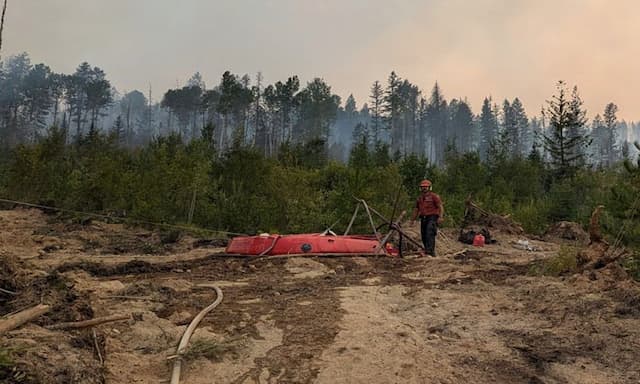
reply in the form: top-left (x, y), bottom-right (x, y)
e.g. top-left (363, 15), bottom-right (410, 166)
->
top-left (170, 284), bottom-right (223, 384)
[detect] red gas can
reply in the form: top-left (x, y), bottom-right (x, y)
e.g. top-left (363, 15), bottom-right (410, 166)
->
top-left (473, 234), bottom-right (485, 247)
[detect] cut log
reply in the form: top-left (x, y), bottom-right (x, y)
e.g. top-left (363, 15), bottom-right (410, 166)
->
top-left (0, 304), bottom-right (50, 334)
top-left (45, 314), bottom-right (130, 330)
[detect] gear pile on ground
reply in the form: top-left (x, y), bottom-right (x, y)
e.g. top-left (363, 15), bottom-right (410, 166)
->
top-left (458, 226), bottom-right (497, 245)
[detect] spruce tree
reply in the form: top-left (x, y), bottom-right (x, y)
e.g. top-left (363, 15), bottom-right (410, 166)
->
top-left (501, 99), bottom-right (516, 154)
top-left (384, 72), bottom-right (402, 152)
top-left (479, 97), bottom-right (499, 160)
top-left (369, 80), bottom-right (384, 145)
top-left (542, 81), bottom-right (590, 178)
top-left (591, 114), bottom-right (606, 167)
top-left (511, 98), bottom-right (529, 156)
top-left (602, 102), bottom-right (618, 166)
top-left (449, 99), bottom-right (474, 153)
top-left (425, 83), bottom-right (447, 164)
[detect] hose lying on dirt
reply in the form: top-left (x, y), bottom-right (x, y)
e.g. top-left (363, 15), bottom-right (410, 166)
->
top-left (170, 284), bottom-right (223, 384)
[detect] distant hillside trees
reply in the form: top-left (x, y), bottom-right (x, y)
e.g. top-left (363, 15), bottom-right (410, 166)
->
top-left (2, 52), bottom-right (640, 169)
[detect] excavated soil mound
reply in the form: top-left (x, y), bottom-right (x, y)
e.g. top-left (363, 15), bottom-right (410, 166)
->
top-left (545, 221), bottom-right (589, 245)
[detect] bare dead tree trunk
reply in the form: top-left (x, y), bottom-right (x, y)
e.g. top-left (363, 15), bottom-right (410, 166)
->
top-left (0, 0), bottom-right (7, 61)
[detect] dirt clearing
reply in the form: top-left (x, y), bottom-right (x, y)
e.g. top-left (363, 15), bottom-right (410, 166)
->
top-left (1, 208), bottom-right (639, 383)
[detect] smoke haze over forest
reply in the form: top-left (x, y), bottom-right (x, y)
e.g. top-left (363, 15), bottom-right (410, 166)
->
top-left (4, 0), bottom-right (640, 120)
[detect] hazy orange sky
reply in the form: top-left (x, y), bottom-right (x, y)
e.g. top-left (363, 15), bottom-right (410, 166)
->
top-left (4, 0), bottom-right (639, 120)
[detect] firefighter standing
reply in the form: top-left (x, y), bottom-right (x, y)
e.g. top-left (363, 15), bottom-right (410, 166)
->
top-left (410, 179), bottom-right (444, 256)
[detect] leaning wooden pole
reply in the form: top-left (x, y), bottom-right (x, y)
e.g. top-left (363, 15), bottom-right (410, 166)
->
top-left (0, 0), bottom-right (7, 60)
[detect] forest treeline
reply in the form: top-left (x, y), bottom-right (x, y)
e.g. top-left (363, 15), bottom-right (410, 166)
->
top-left (0, 52), bottom-right (639, 277)
top-left (1, 53), bottom-right (640, 164)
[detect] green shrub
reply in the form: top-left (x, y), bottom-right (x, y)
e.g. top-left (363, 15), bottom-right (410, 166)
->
top-left (529, 245), bottom-right (578, 276)
top-left (1, 128), bottom-right (638, 252)
top-left (621, 250), bottom-right (640, 282)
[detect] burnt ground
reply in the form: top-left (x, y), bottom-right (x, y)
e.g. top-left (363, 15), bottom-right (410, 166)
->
top-left (1, 208), bottom-right (640, 383)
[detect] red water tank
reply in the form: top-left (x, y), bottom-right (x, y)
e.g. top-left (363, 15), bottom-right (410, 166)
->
top-left (473, 234), bottom-right (485, 247)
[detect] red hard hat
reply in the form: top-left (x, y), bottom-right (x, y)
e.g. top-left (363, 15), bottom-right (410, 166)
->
top-left (420, 180), bottom-right (432, 188)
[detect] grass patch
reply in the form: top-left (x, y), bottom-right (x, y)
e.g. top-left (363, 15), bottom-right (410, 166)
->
top-left (0, 345), bottom-right (33, 383)
top-left (182, 337), bottom-right (244, 362)
top-left (621, 250), bottom-right (640, 282)
top-left (529, 245), bottom-right (578, 276)
top-left (0, 347), bottom-right (13, 368)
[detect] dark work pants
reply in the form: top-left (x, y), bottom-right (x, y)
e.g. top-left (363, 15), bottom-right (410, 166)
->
top-left (420, 215), bottom-right (438, 256)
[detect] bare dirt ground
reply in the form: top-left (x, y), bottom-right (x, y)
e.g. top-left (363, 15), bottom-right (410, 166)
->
top-left (1, 208), bottom-right (640, 384)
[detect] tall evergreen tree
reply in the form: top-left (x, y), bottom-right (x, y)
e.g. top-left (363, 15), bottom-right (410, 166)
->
top-left (448, 98), bottom-right (474, 153)
top-left (111, 115), bottom-right (125, 144)
top-left (501, 99), bottom-right (515, 152)
top-left (369, 80), bottom-right (384, 144)
top-left (0, 53), bottom-right (31, 146)
top-left (566, 85), bottom-right (589, 165)
top-left (479, 97), bottom-right (499, 160)
top-left (294, 78), bottom-right (340, 142)
top-left (65, 62), bottom-right (112, 138)
top-left (252, 72), bottom-right (267, 154)
top-left (602, 102), bottom-right (618, 166)
top-left (511, 98), bottom-right (529, 156)
top-left (264, 76), bottom-right (299, 151)
top-left (216, 71), bottom-right (253, 147)
top-left (21, 63), bottom-right (54, 140)
top-left (398, 79), bottom-right (420, 154)
top-left (384, 72), bottom-right (402, 152)
top-left (121, 90), bottom-right (147, 146)
top-left (161, 85), bottom-right (202, 139)
top-left (542, 81), bottom-right (590, 177)
top-left (529, 117), bottom-right (542, 150)
top-left (425, 83), bottom-right (448, 164)
top-left (591, 114), bottom-right (606, 166)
